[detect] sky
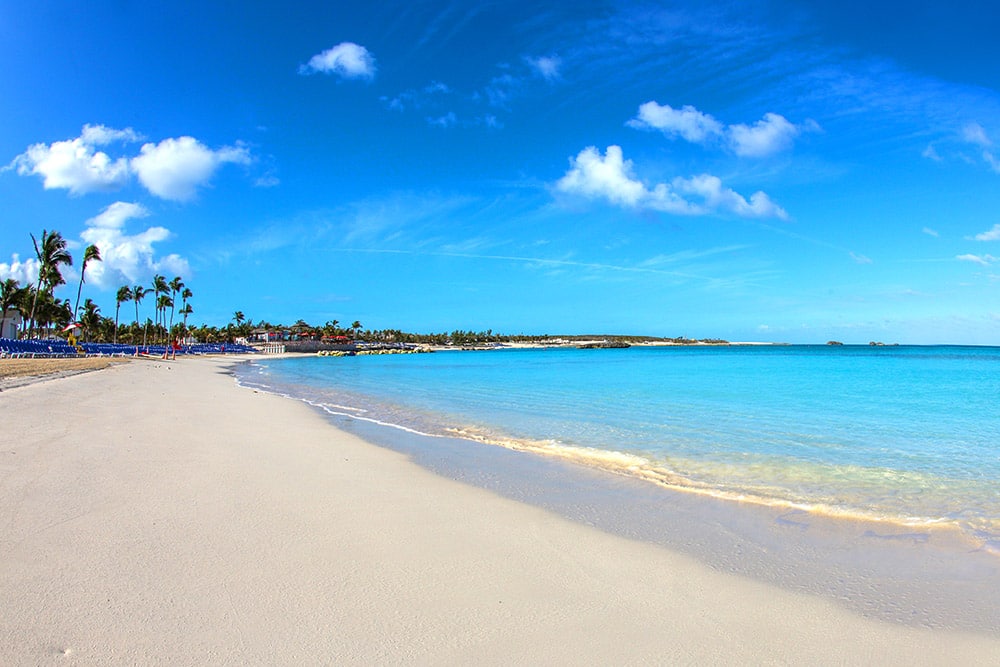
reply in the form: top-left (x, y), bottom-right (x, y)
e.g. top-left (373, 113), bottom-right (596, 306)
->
top-left (2, 0), bottom-right (1000, 344)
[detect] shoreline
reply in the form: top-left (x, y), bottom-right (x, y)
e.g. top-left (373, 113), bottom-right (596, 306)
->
top-left (236, 358), bottom-right (1000, 634)
top-left (240, 349), bottom-right (1000, 552)
top-left (2, 357), bottom-right (999, 663)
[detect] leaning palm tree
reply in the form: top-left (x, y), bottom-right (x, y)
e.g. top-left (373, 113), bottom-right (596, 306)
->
top-left (167, 276), bottom-right (184, 340)
top-left (132, 285), bottom-right (148, 348)
top-left (73, 244), bottom-right (102, 320)
top-left (114, 286), bottom-right (132, 344)
top-left (27, 230), bottom-right (73, 338)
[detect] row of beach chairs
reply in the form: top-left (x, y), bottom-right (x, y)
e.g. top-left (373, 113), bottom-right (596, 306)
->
top-left (0, 337), bottom-right (78, 358)
top-left (0, 338), bottom-right (258, 359)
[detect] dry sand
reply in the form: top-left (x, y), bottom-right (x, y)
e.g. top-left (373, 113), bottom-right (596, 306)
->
top-left (1, 357), bottom-right (998, 665)
top-left (0, 357), bottom-right (124, 378)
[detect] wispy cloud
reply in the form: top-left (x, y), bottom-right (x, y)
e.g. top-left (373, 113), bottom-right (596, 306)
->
top-left (332, 246), bottom-right (734, 287)
top-left (427, 112), bottom-right (458, 128)
top-left (961, 123), bottom-right (1000, 174)
top-left (555, 145), bottom-right (787, 219)
top-left (957, 253), bottom-right (997, 266)
top-left (380, 54), bottom-right (555, 127)
top-left (962, 122), bottom-right (992, 148)
top-left (525, 55), bottom-right (561, 81)
top-left (923, 121), bottom-right (1000, 174)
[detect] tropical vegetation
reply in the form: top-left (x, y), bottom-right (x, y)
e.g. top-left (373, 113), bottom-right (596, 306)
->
top-left (3, 228), bottom-right (727, 348)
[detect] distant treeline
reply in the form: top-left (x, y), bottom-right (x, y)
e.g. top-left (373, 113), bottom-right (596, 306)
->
top-left (254, 322), bottom-right (728, 347)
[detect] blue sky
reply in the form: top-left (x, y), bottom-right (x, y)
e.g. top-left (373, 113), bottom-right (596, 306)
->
top-left (2, 0), bottom-right (1000, 344)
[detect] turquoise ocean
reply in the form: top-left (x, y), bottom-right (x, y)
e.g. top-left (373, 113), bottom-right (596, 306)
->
top-left (237, 345), bottom-right (1000, 549)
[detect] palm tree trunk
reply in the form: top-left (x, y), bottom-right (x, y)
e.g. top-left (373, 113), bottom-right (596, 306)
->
top-left (26, 283), bottom-right (40, 339)
top-left (74, 275), bottom-right (84, 321)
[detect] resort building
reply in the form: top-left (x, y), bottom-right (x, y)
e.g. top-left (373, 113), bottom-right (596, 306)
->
top-left (1, 307), bottom-right (22, 339)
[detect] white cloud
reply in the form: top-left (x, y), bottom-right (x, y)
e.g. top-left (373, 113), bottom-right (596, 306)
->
top-left (628, 103), bottom-right (812, 157)
top-left (922, 144), bottom-right (942, 161)
top-left (87, 200), bottom-right (148, 229)
top-left (922, 227), bottom-right (939, 237)
top-left (849, 252), bottom-right (873, 264)
top-left (527, 55), bottom-right (561, 81)
top-left (728, 112), bottom-right (801, 157)
top-left (556, 145), bottom-right (649, 208)
top-left (10, 124), bottom-right (137, 195)
top-left (556, 145), bottom-right (787, 219)
top-left (0, 253), bottom-right (39, 285)
top-left (671, 174), bottom-right (788, 219)
top-left (11, 125), bottom-right (253, 201)
top-left (627, 102), bottom-right (723, 143)
top-left (957, 253), bottom-right (997, 266)
top-left (131, 137), bottom-right (251, 202)
top-left (79, 201), bottom-right (190, 287)
top-left (971, 223), bottom-right (1000, 241)
top-left (300, 42), bottom-right (376, 79)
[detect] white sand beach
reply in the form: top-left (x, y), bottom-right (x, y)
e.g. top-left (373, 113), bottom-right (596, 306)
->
top-left (2, 356), bottom-right (998, 665)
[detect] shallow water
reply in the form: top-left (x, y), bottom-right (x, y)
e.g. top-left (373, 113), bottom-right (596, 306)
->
top-left (238, 345), bottom-right (1000, 546)
top-left (234, 346), bottom-right (1000, 632)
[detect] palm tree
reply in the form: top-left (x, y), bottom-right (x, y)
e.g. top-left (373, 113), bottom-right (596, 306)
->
top-left (114, 286), bottom-right (132, 344)
top-left (351, 320), bottom-right (362, 339)
top-left (27, 230), bottom-right (73, 338)
top-left (178, 287), bottom-right (192, 336)
top-left (34, 293), bottom-right (72, 335)
top-left (1, 279), bottom-right (24, 338)
top-left (167, 276), bottom-right (184, 340)
top-left (73, 244), bottom-right (102, 320)
top-left (79, 299), bottom-right (101, 342)
top-left (132, 285), bottom-right (148, 348)
top-left (151, 274), bottom-right (168, 342)
top-left (180, 303), bottom-right (193, 326)
top-left (157, 294), bottom-right (173, 343)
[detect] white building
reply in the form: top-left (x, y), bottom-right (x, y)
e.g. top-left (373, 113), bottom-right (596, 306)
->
top-left (1, 307), bottom-right (22, 339)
